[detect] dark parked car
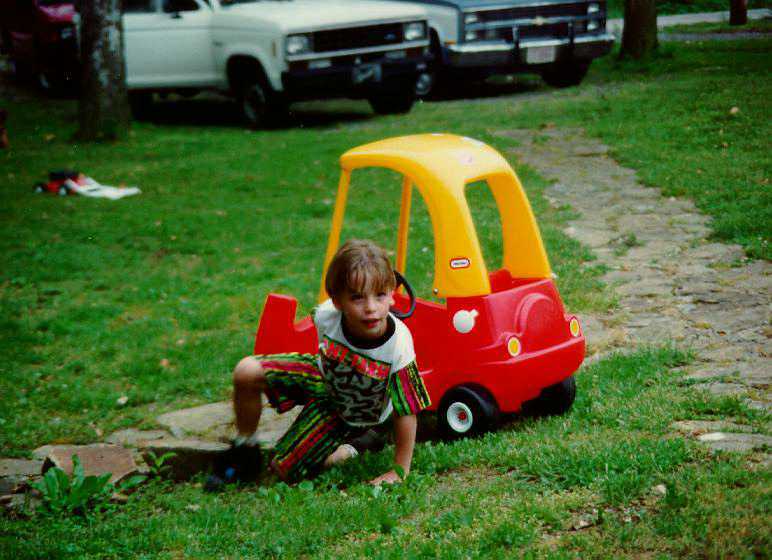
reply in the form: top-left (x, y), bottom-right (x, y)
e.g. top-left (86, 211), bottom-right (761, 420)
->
top-left (0, 0), bottom-right (79, 91)
top-left (392, 0), bottom-right (614, 95)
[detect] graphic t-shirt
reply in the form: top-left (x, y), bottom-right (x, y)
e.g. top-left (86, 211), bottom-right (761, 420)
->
top-left (313, 299), bottom-right (431, 427)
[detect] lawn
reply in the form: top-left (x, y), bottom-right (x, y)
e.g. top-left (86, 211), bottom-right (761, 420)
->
top-left (1, 37), bottom-right (770, 557)
top-left (606, 0), bottom-right (771, 19)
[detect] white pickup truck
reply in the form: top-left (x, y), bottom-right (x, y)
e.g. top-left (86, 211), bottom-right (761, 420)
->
top-left (123, 0), bottom-right (430, 126)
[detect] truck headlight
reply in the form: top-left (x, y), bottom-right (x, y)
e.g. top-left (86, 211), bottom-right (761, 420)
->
top-left (404, 22), bottom-right (426, 41)
top-left (286, 34), bottom-right (312, 55)
top-left (587, 20), bottom-right (600, 31)
top-left (465, 30), bottom-right (481, 42)
top-left (464, 12), bottom-right (479, 25)
top-left (587, 2), bottom-right (601, 13)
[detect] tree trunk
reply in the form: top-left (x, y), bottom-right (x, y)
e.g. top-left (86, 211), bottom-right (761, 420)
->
top-left (729, 0), bottom-right (748, 25)
top-left (77, 0), bottom-right (129, 141)
top-left (620, 0), bottom-right (658, 60)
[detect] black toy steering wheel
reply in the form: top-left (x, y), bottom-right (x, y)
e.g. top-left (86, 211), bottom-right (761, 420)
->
top-left (391, 271), bottom-right (416, 320)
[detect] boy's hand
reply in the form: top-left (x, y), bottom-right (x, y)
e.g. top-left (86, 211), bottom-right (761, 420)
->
top-left (369, 470), bottom-right (402, 486)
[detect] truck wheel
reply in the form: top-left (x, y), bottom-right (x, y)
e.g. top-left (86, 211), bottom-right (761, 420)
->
top-left (438, 386), bottom-right (499, 439)
top-left (541, 60), bottom-right (591, 88)
top-left (368, 93), bottom-right (415, 115)
top-left (240, 82), bottom-right (269, 128)
top-left (128, 92), bottom-right (154, 119)
top-left (521, 375), bottom-right (576, 417)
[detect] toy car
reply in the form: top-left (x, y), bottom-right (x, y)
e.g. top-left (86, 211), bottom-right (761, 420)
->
top-left (254, 134), bottom-right (585, 438)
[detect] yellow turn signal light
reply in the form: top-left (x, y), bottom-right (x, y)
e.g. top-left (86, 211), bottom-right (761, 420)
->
top-left (569, 317), bottom-right (581, 337)
top-left (507, 336), bottom-right (521, 357)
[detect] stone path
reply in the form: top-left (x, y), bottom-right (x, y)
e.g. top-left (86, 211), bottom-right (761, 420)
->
top-left (497, 127), bottom-right (771, 460)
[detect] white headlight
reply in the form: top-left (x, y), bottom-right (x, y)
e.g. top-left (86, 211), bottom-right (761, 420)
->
top-left (588, 3), bottom-right (600, 13)
top-left (465, 30), bottom-right (480, 42)
top-left (464, 13), bottom-right (479, 25)
top-left (404, 22), bottom-right (426, 41)
top-left (286, 34), bottom-right (312, 55)
top-left (587, 20), bottom-right (600, 31)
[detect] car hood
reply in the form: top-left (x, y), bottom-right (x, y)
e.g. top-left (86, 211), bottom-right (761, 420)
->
top-left (221, 0), bottom-right (427, 32)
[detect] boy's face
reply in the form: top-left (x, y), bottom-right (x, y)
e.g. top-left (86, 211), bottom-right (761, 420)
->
top-left (333, 288), bottom-right (395, 341)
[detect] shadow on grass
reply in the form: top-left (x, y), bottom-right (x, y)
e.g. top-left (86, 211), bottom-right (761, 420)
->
top-left (140, 95), bottom-right (376, 130)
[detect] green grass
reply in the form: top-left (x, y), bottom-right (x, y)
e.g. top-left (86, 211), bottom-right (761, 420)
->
top-left (606, 0), bottom-right (771, 19)
top-left (666, 18), bottom-right (772, 33)
top-left (1, 36), bottom-right (770, 557)
top-left (2, 348), bottom-right (769, 558)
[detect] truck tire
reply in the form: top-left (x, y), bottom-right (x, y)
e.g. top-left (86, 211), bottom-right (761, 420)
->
top-left (368, 93), bottom-right (414, 115)
top-left (541, 60), bottom-right (591, 88)
top-left (438, 386), bottom-right (499, 439)
top-left (128, 91), bottom-right (154, 119)
top-left (521, 375), bottom-right (576, 417)
top-left (239, 81), bottom-right (287, 129)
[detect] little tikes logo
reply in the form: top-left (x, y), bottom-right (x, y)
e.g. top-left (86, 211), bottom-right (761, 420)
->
top-left (450, 257), bottom-right (470, 269)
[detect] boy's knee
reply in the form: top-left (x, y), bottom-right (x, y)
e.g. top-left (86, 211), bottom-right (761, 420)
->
top-left (233, 357), bottom-right (265, 392)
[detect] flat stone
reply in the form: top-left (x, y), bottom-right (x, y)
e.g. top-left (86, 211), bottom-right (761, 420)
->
top-left (156, 401), bottom-right (234, 438)
top-left (106, 429), bottom-right (169, 447)
top-left (696, 432), bottom-right (772, 453)
top-left (0, 459), bottom-right (43, 494)
top-left (671, 420), bottom-right (754, 435)
top-left (156, 399), bottom-right (300, 448)
top-left (39, 444), bottom-right (138, 485)
top-left (694, 382), bottom-right (748, 397)
top-left (140, 439), bottom-right (229, 481)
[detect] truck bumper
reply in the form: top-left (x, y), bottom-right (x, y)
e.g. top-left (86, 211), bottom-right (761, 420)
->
top-left (444, 32), bottom-right (614, 70)
top-left (282, 53), bottom-right (428, 100)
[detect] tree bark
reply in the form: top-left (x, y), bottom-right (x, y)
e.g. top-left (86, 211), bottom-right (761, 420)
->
top-left (729, 0), bottom-right (748, 25)
top-left (620, 0), bottom-right (658, 60)
top-left (77, 0), bottom-right (129, 141)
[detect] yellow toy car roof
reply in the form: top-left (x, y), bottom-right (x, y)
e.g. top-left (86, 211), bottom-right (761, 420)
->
top-left (322, 134), bottom-right (551, 299)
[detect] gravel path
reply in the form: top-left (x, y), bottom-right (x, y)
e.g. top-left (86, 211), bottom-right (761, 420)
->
top-left (498, 127), bottom-right (771, 460)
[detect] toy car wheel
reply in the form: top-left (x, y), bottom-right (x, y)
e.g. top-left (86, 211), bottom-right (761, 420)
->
top-left (521, 375), bottom-right (576, 417)
top-left (57, 185), bottom-right (69, 196)
top-left (438, 386), bottom-right (499, 439)
top-left (541, 60), bottom-right (591, 88)
top-left (33, 183), bottom-right (46, 194)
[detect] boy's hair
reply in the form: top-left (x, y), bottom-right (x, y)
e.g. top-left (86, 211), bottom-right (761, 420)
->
top-left (325, 239), bottom-right (396, 298)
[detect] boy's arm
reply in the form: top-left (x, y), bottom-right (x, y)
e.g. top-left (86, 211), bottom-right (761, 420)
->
top-left (369, 414), bottom-right (416, 485)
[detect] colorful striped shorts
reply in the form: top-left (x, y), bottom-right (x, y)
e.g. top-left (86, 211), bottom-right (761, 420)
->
top-left (257, 353), bottom-right (363, 482)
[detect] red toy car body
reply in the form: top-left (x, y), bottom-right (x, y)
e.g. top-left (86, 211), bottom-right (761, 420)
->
top-left (254, 134), bottom-right (585, 437)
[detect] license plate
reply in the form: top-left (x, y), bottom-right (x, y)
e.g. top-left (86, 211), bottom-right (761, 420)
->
top-left (525, 45), bottom-right (556, 64)
top-left (352, 63), bottom-right (382, 85)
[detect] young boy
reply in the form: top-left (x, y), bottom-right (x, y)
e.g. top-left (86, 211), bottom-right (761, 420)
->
top-left (217, 239), bottom-right (431, 486)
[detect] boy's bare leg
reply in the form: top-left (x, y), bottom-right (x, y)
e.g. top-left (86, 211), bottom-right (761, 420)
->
top-left (232, 356), bottom-right (266, 437)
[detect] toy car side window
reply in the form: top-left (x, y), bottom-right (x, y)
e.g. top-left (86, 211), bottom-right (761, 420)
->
top-left (465, 180), bottom-right (503, 278)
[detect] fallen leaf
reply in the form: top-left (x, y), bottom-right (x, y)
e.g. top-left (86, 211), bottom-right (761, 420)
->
top-left (729, 106), bottom-right (740, 115)
top-left (160, 358), bottom-right (170, 368)
top-left (116, 395), bottom-right (129, 406)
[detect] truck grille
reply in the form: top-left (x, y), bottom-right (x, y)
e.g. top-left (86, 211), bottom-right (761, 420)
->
top-left (313, 23), bottom-right (404, 53)
top-left (475, 2), bottom-right (588, 22)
